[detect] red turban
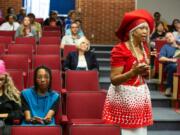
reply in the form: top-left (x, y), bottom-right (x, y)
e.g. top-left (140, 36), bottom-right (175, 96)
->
top-left (116, 9), bottom-right (154, 41)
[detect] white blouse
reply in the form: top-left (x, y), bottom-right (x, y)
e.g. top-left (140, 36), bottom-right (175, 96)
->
top-left (77, 55), bottom-right (88, 70)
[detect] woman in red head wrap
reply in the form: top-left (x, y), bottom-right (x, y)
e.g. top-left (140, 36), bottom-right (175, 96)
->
top-left (102, 9), bottom-right (154, 135)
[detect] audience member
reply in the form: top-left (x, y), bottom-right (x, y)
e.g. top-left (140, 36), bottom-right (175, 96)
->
top-left (64, 10), bottom-right (77, 30)
top-left (64, 36), bottom-right (99, 71)
top-left (64, 37), bottom-right (99, 70)
top-left (0, 60), bottom-right (22, 125)
top-left (150, 21), bottom-right (167, 71)
top-left (15, 16), bottom-right (37, 39)
top-left (153, 11), bottom-right (168, 31)
top-left (27, 13), bottom-right (42, 38)
top-left (159, 32), bottom-right (179, 96)
top-left (7, 7), bottom-right (16, 16)
top-left (151, 21), bottom-right (166, 41)
top-left (65, 19), bottom-right (84, 37)
top-left (21, 65), bottom-right (60, 125)
top-left (16, 7), bottom-right (26, 23)
top-left (43, 10), bottom-right (63, 33)
top-left (0, 14), bottom-right (20, 31)
top-left (169, 18), bottom-right (180, 32)
top-left (61, 22), bottom-right (80, 49)
top-left (172, 22), bottom-right (180, 44)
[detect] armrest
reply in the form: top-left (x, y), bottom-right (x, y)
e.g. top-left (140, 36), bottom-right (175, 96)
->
top-left (61, 88), bottom-right (67, 94)
top-left (13, 119), bottom-right (21, 125)
top-left (60, 115), bottom-right (71, 125)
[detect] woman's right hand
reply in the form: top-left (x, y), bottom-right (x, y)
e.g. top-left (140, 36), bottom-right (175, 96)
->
top-left (131, 63), bottom-right (150, 76)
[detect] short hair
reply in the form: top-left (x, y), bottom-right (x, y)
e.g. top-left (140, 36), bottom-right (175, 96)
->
top-left (50, 10), bottom-right (58, 16)
top-left (5, 14), bottom-right (16, 21)
top-left (74, 19), bottom-right (82, 24)
top-left (70, 22), bottom-right (78, 28)
top-left (154, 12), bottom-right (161, 17)
top-left (27, 13), bottom-right (35, 19)
top-left (68, 10), bottom-right (76, 17)
top-left (76, 36), bottom-right (90, 51)
top-left (34, 65), bottom-right (52, 91)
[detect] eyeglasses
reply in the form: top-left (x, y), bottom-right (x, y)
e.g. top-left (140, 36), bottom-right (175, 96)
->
top-left (71, 26), bottom-right (78, 28)
top-left (37, 75), bottom-right (50, 80)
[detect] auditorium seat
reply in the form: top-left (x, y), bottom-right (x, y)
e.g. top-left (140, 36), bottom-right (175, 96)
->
top-left (0, 43), bottom-right (6, 55)
top-left (39, 37), bottom-right (60, 44)
top-left (42, 31), bottom-right (61, 37)
top-left (33, 55), bottom-right (61, 70)
top-left (43, 26), bottom-right (61, 31)
top-left (69, 124), bottom-right (120, 135)
top-left (0, 36), bottom-right (13, 47)
top-left (7, 69), bottom-right (24, 91)
top-left (15, 37), bottom-right (36, 45)
top-left (0, 54), bottom-right (30, 87)
top-left (0, 30), bottom-right (16, 40)
top-left (35, 18), bottom-right (44, 25)
top-left (8, 44), bottom-right (34, 68)
top-left (36, 45), bottom-right (60, 55)
top-left (63, 45), bottom-right (76, 59)
top-left (0, 54), bottom-right (30, 75)
top-left (154, 40), bottom-right (167, 74)
top-left (65, 91), bottom-right (106, 124)
top-left (64, 70), bottom-right (100, 92)
top-left (11, 126), bottom-right (62, 135)
top-left (154, 40), bottom-right (167, 92)
top-left (173, 59), bottom-right (180, 110)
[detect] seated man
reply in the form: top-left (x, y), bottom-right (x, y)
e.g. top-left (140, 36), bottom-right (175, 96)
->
top-left (21, 65), bottom-right (60, 125)
top-left (27, 13), bottom-right (42, 38)
top-left (159, 32), bottom-right (179, 96)
top-left (65, 19), bottom-right (84, 37)
top-left (0, 14), bottom-right (20, 31)
top-left (60, 22), bottom-right (80, 49)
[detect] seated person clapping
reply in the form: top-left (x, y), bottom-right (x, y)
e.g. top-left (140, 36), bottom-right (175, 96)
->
top-left (21, 66), bottom-right (60, 125)
top-left (0, 60), bottom-right (22, 125)
top-left (64, 36), bottom-right (99, 71)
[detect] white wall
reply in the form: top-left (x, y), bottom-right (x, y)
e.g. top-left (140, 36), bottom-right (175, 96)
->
top-left (136, 0), bottom-right (180, 24)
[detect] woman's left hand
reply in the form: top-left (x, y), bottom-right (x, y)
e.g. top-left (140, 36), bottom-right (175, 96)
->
top-left (43, 116), bottom-right (51, 124)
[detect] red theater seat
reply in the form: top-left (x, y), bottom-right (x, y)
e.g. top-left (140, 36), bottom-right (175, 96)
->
top-left (39, 37), bottom-right (60, 44)
top-left (65, 91), bottom-right (106, 124)
top-left (65, 70), bottom-right (100, 92)
top-left (7, 70), bottom-right (24, 91)
top-left (63, 45), bottom-right (76, 59)
top-left (15, 37), bottom-right (36, 45)
top-left (11, 126), bottom-right (62, 135)
top-left (36, 45), bottom-right (60, 55)
top-left (69, 124), bottom-right (120, 135)
top-left (33, 55), bottom-right (61, 70)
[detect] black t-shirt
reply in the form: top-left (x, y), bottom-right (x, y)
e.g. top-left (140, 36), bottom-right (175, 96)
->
top-left (0, 94), bottom-right (23, 124)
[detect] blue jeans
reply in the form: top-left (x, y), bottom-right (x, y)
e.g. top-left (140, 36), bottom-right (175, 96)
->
top-left (165, 63), bottom-right (177, 89)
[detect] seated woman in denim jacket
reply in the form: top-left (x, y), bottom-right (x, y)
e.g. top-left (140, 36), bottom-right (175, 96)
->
top-left (64, 36), bottom-right (99, 71)
top-left (0, 60), bottom-right (22, 125)
top-left (21, 65), bottom-right (60, 125)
